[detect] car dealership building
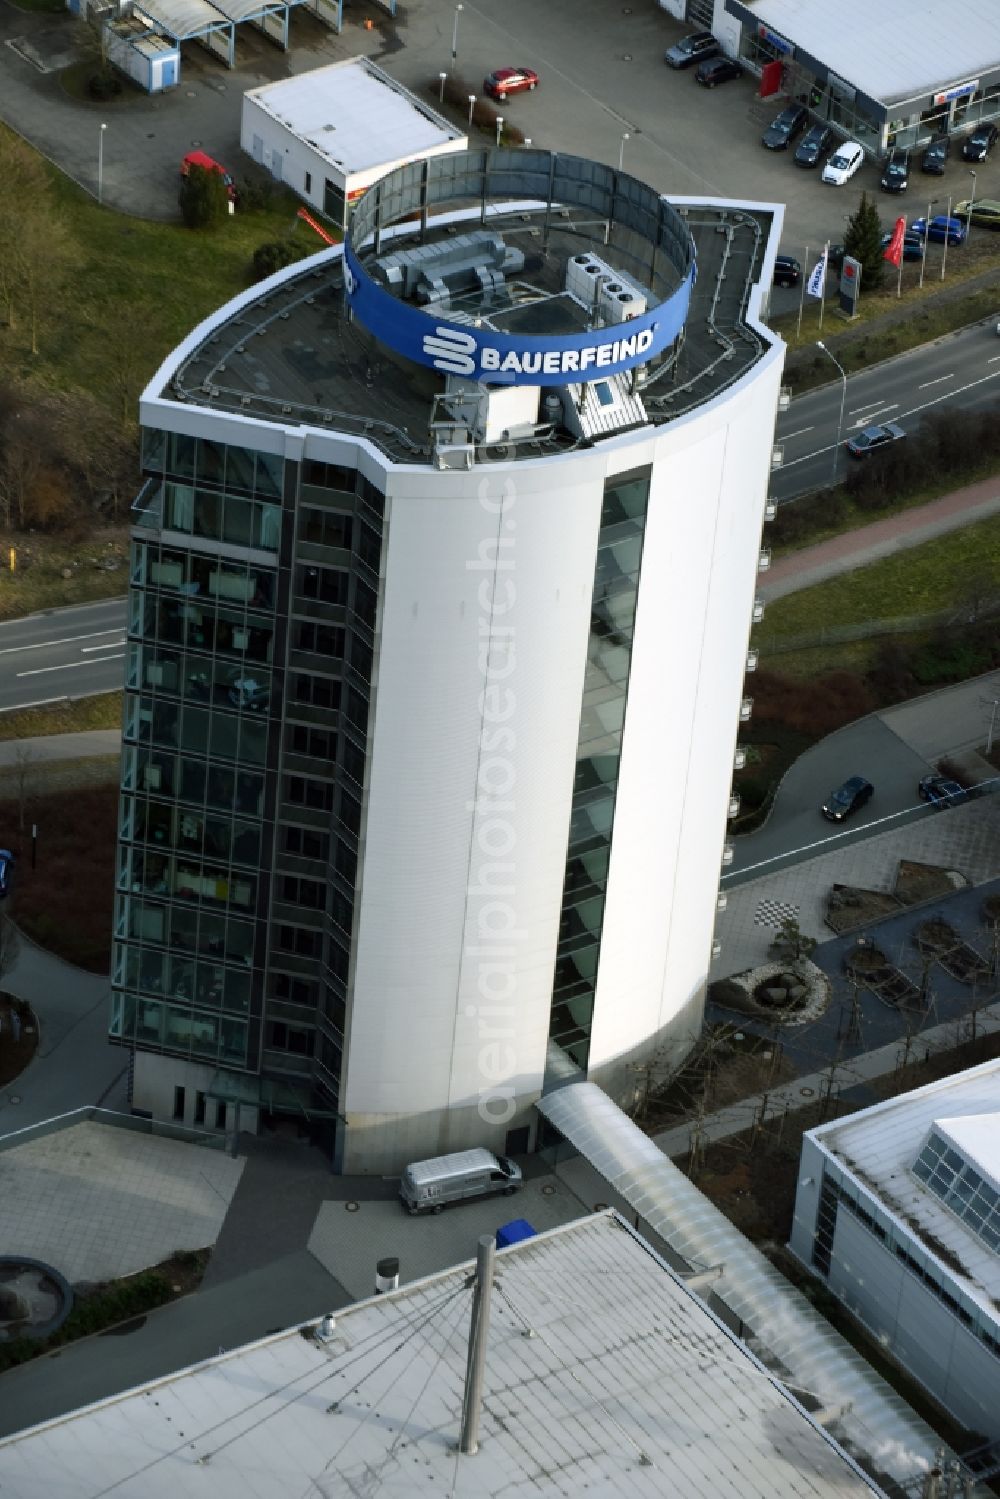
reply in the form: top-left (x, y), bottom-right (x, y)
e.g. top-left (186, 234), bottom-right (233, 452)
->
top-left (112, 149), bottom-right (784, 1171)
top-left (662, 0), bottom-right (1000, 157)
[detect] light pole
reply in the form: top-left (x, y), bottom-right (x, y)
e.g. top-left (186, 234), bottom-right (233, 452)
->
top-left (919, 196), bottom-right (932, 288)
top-left (438, 70), bottom-right (447, 103)
top-left (451, 2), bottom-right (462, 66)
top-left (966, 168), bottom-right (977, 238)
top-left (941, 192), bottom-right (953, 280)
top-left (495, 115), bottom-right (504, 146)
top-left (467, 93), bottom-right (476, 128)
top-left (98, 121), bottom-right (107, 206)
top-left (618, 131), bottom-right (629, 172)
top-left (817, 340), bottom-right (847, 486)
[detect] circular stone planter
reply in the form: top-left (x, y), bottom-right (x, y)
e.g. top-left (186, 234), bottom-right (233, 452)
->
top-left (711, 960), bottom-right (831, 1028)
top-left (0, 1258), bottom-right (73, 1342)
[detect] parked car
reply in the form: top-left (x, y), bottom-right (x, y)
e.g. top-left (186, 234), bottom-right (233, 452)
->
top-left (761, 104), bottom-right (808, 150)
top-left (694, 56), bottom-right (742, 87)
top-left (664, 31), bottom-right (718, 68)
top-left (920, 136), bottom-right (950, 174)
top-left (880, 147), bottom-right (909, 193)
top-left (821, 141), bottom-right (865, 185)
top-left (772, 254), bottom-right (801, 288)
top-left (880, 230), bottom-right (925, 261)
top-left (962, 122), bottom-right (999, 162)
top-left (0, 850), bottom-right (13, 899)
top-left (180, 150), bottom-right (237, 205)
top-left (828, 243), bottom-right (847, 272)
top-left (846, 421), bottom-right (906, 457)
top-left (953, 198), bottom-right (1000, 229)
top-left (483, 67), bottom-right (538, 101)
top-left (794, 124), bottom-right (834, 167)
top-left (918, 774), bottom-right (967, 809)
top-left (910, 214), bottom-right (967, 245)
top-left (821, 776), bottom-right (874, 822)
top-left (399, 1149), bottom-right (522, 1214)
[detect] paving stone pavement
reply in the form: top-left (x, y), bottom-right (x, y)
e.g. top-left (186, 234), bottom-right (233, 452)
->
top-left (0, 1122), bottom-right (243, 1284)
top-left (717, 794), bottom-right (1000, 977)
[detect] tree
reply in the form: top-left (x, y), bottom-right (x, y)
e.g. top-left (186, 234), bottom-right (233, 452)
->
top-left (250, 241), bottom-right (296, 282)
top-left (179, 166), bottom-right (230, 230)
top-left (768, 916), bottom-right (817, 964)
top-left (843, 191), bottom-right (884, 292)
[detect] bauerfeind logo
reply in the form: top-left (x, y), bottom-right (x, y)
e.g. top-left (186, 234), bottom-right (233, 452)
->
top-left (420, 325), bottom-right (655, 379)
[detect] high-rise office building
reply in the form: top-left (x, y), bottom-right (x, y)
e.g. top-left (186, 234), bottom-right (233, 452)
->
top-left (111, 150), bottom-right (784, 1170)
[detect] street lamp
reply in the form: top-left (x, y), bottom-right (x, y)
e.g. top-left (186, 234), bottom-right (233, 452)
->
top-left (816, 340), bottom-right (847, 486)
top-left (495, 116), bottom-right (504, 147)
top-left (467, 93), bottom-right (476, 128)
top-left (451, 2), bottom-right (462, 65)
top-left (98, 121), bottom-right (107, 206)
top-left (438, 70), bottom-right (447, 103)
top-left (618, 131), bottom-right (630, 172)
top-left (966, 168), bottom-right (977, 237)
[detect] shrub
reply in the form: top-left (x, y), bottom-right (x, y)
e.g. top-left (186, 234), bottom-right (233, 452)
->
top-left (236, 177), bottom-right (275, 213)
top-left (768, 489), bottom-right (848, 548)
top-left (752, 668), bottom-right (875, 739)
top-left (734, 772), bottom-right (769, 810)
top-left (250, 241), bottom-right (296, 282)
top-left (910, 636), bottom-right (992, 686)
top-left (87, 71), bottom-right (122, 102)
top-left (179, 165), bottom-right (230, 230)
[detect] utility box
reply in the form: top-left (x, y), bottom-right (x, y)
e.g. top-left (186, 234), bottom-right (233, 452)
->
top-left (496, 1219), bottom-right (537, 1249)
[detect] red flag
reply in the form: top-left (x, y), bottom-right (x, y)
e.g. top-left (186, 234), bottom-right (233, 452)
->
top-left (883, 216), bottom-right (906, 267)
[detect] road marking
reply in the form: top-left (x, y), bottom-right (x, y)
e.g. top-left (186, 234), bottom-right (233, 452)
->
top-left (0, 627), bottom-right (125, 656)
top-left (778, 426), bottom-right (814, 440)
top-left (16, 655), bottom-right (124, 678)
top-left (848, 400), bottom-right (890, 417)
top-left (989, 355), bottom-right (1000, 364)
top-left (849, 404), bottom-right (899, 428)
top-left (0, 695), bottom-right (70, 713)
top-left (81, 640), bottom-right (126, 654)
top-left (917, 374), bottom-right (954, 389)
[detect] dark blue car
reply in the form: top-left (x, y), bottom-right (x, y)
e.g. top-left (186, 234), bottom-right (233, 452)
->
top-left (909, 215), bottom-right (967, 246)
top-left (0, 850), bottom-right (13, 899)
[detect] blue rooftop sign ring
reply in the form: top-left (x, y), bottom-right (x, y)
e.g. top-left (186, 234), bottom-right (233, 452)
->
top-left (343, 240), bottom-right (693, 387)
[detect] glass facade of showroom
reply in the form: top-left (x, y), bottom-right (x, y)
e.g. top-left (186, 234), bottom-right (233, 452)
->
top-left (726, 1), bottom-right (1000, 156)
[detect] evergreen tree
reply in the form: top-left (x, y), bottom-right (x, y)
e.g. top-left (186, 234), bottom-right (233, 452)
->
top-left (843, 191), bottom-right (884, 292)
top-left (178, 166), bottom-right (230, 230)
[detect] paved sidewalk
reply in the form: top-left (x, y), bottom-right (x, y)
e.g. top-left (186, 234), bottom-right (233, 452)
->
top-left (762, 474), bottom-right (1000, 600)
top-left (653, 998), bottom-right (1000, 1161)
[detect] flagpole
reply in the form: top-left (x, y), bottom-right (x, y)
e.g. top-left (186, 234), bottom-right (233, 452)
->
top-left (817, 240), bottom-right (828, 333)
top-left (941, 194), bottom-right (952, 280)
top-left (796, 244), bottom-right (808, 338)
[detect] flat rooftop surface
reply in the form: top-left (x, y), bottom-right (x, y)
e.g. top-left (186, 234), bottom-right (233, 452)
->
top-left (812, 1058), bottom-right (1000, 1314)
top-left (0, 1212), bottom-right (881, 1498)
top-left (244, 58), bottom-right (463, 177)
top-left (165, 200), bottom-right (777, 465)
top-left (736, 0), bottom-right (1000, 108)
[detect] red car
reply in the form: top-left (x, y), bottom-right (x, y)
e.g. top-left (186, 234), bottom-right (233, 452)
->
top-left (483, 68), bottom-right (539, 102)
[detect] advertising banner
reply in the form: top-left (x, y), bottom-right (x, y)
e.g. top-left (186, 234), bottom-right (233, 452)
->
top-left (883, 217), bottom-right (906, 267)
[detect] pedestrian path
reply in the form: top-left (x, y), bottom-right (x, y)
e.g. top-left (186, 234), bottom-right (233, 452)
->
top-left (762, 473), bottom-right (1000, 600)
top-left (653, 997), bottom-right (1000, 1160)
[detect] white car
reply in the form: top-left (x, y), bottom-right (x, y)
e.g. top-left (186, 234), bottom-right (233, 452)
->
top-left (821, 141), bottom-right (865, 185)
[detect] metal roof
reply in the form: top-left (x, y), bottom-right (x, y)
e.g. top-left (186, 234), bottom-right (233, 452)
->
top-left (537, 1082), bottom-right (986, 1496)
top-left (243, 58), bottom-right (464, 180)
top-left (136, 0), bottom-right (229, 39)
top-left (209, 0), bottom-right (281, 20)
top-left (735, 0), bottom-right (1000, 107)
top-left (0, 1212), bottom-right (885, 1498)
top-left (810, 1058), bottom-right (1000, 1314)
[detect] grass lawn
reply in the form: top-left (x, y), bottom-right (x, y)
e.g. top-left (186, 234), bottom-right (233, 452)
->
top-left (0, 692), bottom-right (122, 742)
top-left (0, 529), bottom-right (128, 622)
top-left (0, 122), bottom-right (319, 409)
top-left (757, 511), bottom-right (1000, 642)
top-left (1, 772), bottom-right (117, 972)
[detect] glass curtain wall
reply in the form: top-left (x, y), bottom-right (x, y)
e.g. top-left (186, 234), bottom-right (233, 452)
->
top-left (548, 469), bottom-right (651, 1071)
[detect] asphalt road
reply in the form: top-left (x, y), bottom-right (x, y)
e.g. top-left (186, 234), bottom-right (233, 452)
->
top-left (772, 318), bottom-right (1000, 500)
top-left (0, 598), bottom-right (127, 714)
top-left (723, 716), bottom-right (937, 884)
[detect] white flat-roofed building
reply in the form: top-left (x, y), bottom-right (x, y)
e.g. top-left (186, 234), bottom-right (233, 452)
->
top-left (0, 1212), bottom-right (890, 1498)
top-left (790, 1057), bottom-right (1000, 1442)
top-left (241, 57), bottom-right (467, 229)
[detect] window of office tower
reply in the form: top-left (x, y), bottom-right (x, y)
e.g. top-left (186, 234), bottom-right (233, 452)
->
top-left (548, 469), bottom-right (651, 1071)
top-left (137, 430), bottom-right (283, 551)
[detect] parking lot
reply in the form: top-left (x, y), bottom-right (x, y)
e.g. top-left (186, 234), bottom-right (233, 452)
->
top-left (2, 0), bottom-right (999, 270)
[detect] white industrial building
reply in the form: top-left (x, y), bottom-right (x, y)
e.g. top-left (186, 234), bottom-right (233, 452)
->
top-left (241, 58), bottom-right (467, 230)
top-left (0, 1212), bottom-right (894, 1498)
top-left (790, 1057), bottom-right (1000, 1444)
top-left (112, 147), bottom-right (782, 1172)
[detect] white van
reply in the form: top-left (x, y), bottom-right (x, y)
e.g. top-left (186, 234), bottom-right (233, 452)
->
top-left (399, 1148), bottom-right (523, 1215)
